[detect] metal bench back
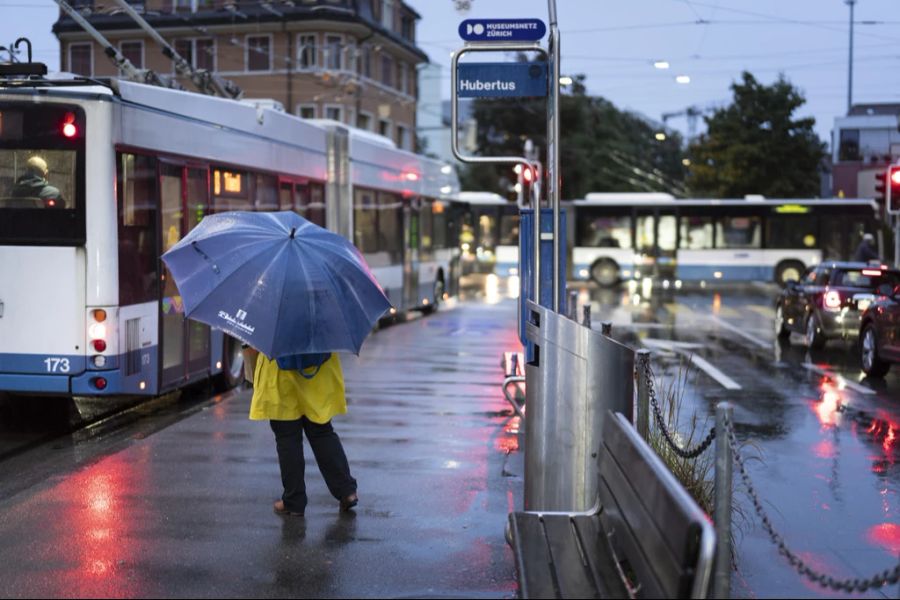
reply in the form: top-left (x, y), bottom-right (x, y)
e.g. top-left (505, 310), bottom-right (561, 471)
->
top-left (597, 412), bottom-right (715, 599)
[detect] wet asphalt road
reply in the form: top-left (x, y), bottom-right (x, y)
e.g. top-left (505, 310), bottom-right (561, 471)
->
top-left (1, 276), bottom-right (899, 598)
top-left (577, 280), bottom-right (900, 599)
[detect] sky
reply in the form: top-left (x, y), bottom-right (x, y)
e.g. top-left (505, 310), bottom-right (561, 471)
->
top-left (3, 0), bottom-right (899, 147)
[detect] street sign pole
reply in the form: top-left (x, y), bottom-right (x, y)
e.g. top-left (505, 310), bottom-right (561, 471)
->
top-left (450, 41), bottom-right (548, 303)
top-left (547, 0), bottom-right (561, 312)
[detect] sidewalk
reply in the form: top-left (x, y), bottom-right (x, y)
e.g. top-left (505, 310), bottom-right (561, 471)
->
top-left (0, 298), bottom-right (524, 599)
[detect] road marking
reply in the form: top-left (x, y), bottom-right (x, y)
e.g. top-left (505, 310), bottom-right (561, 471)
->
top-left (688, 354), bottom-right (743, 390)
top-left (747, 304), bottom-right (773, 319)
top-left (641, 338), bottom-right (743, 390)
top-left (802, 363), bottom-right (876, 395)
top-left (715, 305), bottom-right (741, 318)
top-left (709, 316), bottom-right (771, 349)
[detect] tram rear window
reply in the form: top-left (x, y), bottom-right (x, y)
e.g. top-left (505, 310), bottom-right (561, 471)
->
top-left (0, 103), bottom-right (85, 245)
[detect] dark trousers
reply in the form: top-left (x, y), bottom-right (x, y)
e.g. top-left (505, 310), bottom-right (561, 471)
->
top-left (269, 417), bottom-right (357, 513)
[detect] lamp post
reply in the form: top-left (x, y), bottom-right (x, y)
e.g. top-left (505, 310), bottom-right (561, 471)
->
top-left (846, 0), bottom-right (857, 113)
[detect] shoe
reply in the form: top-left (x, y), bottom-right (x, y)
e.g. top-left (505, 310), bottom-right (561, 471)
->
top-left (273, 500), bottom-right (304, 517)
top-left (339, 493), bottom-right (358, 512)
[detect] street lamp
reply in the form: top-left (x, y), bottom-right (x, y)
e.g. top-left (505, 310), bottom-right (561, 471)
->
top-left (559, 76), bottom-right (573, 86)
top-left (655, 132), bottom-right (667, 141)
top-left (675, 75), bottom-right (691, 84)
top-left (653, 60), bottom-right (670, 70)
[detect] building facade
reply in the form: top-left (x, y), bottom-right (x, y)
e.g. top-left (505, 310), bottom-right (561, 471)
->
top-left (53, 0), bottom-right (426, 150)
top-left (831, 103), bottom-right (900, 198)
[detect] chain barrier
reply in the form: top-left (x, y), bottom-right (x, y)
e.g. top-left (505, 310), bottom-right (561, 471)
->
top-left (641, 358), bottom-right (716, 459)
top-left (724, 413), bottom-right (900, 593)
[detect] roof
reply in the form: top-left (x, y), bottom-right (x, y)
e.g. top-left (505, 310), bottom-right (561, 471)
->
top-left (848, 104), bottom-right (900, 117)
top-left (454, 191), bottom-right (510, 205)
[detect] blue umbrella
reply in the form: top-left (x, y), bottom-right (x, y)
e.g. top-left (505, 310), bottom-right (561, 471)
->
top-left (161, 211), bottom-right (391, 357)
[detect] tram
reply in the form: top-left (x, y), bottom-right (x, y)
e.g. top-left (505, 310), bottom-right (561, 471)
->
top-left (0, 72), bottom-right (460, 397)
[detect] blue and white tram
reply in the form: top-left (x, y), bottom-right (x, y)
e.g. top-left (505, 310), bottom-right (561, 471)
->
top-left (0, 75), bottom-right (459, 398)
top-left (455, 191), bottom-right (520, 277)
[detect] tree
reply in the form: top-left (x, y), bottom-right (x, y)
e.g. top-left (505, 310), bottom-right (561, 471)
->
top-left (688, 72), bottom-right (826, 198)
top-left (460, 74), bottom-right (687, 199)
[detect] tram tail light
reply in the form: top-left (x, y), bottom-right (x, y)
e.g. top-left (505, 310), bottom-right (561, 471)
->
top-left (824, 290), bottom-right (842, 310)
top-left (91, 377), bottom-right (108, 390)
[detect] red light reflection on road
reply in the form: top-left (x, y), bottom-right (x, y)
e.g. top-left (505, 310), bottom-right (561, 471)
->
top-left (867, 523), bottom-right (900, 555)
top-left (812, 439), bottom-right (835, 459)
top-left (811, 379), bottom-right (842, 428)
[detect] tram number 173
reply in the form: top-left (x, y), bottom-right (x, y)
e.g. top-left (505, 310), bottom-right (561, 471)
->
top-left (44, 357), bottom-right (71, 373)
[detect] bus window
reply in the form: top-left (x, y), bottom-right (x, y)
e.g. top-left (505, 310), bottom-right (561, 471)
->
top-left (308, 183), bottom-right (326, 227)
top-left (716, 216), bottom-right (761, 249)
top-left (636, 214), bottom-right (654, 254)
top-left (254, 173), bottom-right (278, 212)
top-left (432, 201), bottom-right (448, 249)
top-left (766, 216), bottom-right (817, 249)
top-left (117, 153), bottom-right (159, 305)
top-left (575, 212), bottom-right (631, 248)
top-left (353, 188), bottom-right (378, 253)
top-left (279, 181), bottom-right (293, 210)
top-left (477, 210), bottom-right (498, 251)
top-left (658, 215), bottom-right (676, 252)
top-left (378, 192), bottom-right (402, 263)
top-left (679, 216), bottom-right (714, 249)
top-left (500, 212), bottom-right (520, 246)
top-left (420, 198), bottom-right (434, 257)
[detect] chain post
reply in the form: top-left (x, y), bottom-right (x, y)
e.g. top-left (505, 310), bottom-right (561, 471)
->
top-left (635, 350), bottom-right (651, 439)
top-left (714, 402), bottom-right (733, 599)
top-left (582, 305), bottom-right (591, 329)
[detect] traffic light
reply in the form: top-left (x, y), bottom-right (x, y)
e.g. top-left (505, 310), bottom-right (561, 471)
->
top-left (888, 165), bottom-right (900, 215)
top-left (875, 170), bottom-right (886, 206)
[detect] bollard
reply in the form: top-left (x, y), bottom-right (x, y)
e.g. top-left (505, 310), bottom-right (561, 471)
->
top-left (635, 350), bottom-right (651, 438)
top-left (567, 289), bottom-right (578, 320)
top-left (600, 321), bottom-right (612, 336)
top-left (714, 402), bottom-right (733, 600)
top-left (583, 305), bottom-right (591, 329)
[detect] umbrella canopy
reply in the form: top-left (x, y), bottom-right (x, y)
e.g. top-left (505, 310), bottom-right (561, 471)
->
top-left (161, 211), bottom-right (391, 357)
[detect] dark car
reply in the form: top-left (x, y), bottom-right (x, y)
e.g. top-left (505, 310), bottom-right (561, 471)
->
top-left (859, 284), bottom-right (900, 377)
top-left (775, 262), bottom-right (900, 350)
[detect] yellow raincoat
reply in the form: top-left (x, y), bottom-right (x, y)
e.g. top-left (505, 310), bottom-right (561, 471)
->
top-left (249, 353), bottom-right (347, 423)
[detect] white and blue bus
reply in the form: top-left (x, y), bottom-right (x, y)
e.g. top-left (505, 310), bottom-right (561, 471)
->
top-left (0, 74), bottom-right (460, 398)
top-left (570, 194), bottom-right (883, 286)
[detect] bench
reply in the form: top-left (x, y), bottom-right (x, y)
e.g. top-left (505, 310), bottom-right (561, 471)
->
top-left (508, 412), bottom-right (715, 599)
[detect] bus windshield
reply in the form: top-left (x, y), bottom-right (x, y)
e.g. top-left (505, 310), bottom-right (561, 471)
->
top-left (0, 103), bottom-right (85, 245)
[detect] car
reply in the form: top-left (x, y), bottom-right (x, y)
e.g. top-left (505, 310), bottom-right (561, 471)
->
top-left (775, 262), bottom-right (900, 350)
top-left (859, 283), bottom-right (900, 377)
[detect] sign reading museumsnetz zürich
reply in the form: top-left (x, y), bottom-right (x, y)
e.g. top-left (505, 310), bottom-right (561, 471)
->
top-left (458, 19), bottom-right (547, 42)
top-left (457, 62), bottom-right (548, 98)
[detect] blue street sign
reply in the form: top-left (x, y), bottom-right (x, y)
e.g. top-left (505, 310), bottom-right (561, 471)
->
top-left (457, 62), bottom-right (548, 98)
top-left (458, 19), bottom-right (547, 42)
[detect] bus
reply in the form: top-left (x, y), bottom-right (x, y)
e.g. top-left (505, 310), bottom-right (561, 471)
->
top-left (456, 191), bottom-right (520, 276)
top-left (569, 194), bottom-right (883, 286)
top-left (0, 73), bottom-right (460, 398)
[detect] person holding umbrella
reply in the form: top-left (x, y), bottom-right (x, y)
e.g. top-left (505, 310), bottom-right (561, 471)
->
top-left (162, 211), bottom-right (392, 518)
top-left (247, 348), bottom-right (358, 516)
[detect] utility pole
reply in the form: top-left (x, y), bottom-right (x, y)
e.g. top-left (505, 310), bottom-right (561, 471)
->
top-left (846, 0), bottom-right (856, 114)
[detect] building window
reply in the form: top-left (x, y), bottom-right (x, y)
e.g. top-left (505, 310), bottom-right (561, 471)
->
top-left (401, 14), bottom-right (415, 41)
top-left (174, 38), bottom-right (194, 68)
top-left (325, 105), bottom-right (343, 122)
top-left (173, 0), bottom-right (194, 12)
top-left (357, 112), bottom-right (373, 131)
top-left (379, 119), bottom-right (391, 139)
top-left (297, 33), bottom-right (317, 69)
top-left (398, 62), bottom-right (408, 95)
top-left (397, 124), bottom-right (410, 150)
top-left (297, 104), bottom-right (317, 119)
top-left (120, 40), bottom-right (143, 69)
top-left (324, 35), bottom-right (342, 70)
top-left (69, 43), bottom-right (92, 76)
top-left (195, 38), bottom-right (214, 71)
top-left (246, 35), bottom-right (271, 72)
top-left (359, 46), bottom-right (372, 78)
top-left (382, 0), bottom-right (395, 31)
top-left (345, 40), bottom-right (357, 73)
top-left (381, 54), bottom-right (393, 87)
top-left (839, 128), bottom-right (860, 162)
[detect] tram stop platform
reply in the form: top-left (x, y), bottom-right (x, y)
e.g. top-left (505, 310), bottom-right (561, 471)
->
top-left (0, 298), bottom-right (525, 598)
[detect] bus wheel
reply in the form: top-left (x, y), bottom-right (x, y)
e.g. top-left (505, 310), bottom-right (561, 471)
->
top-left (590, 259), bottom-right (619, 287)
top-left (775, 260), bottom-right (804, 287)
top-left (214, 335), bottom-right (244, 392)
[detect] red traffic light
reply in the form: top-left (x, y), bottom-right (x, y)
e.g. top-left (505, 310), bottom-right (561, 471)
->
top-left (522, 166), bottom-right (534, 183)
top-left (888, 165), bottom-right (900, 215)
top-left (891, 169), bottom-right (900, 186)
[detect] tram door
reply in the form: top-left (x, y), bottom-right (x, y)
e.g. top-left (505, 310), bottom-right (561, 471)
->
top-left (404, 197), bottom-right (420, 308)
top-left (159, 163), bottom-right (211, 389)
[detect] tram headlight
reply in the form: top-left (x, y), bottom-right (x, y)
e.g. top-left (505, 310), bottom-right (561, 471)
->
top-left (92, 355), bottom-right (107, 368)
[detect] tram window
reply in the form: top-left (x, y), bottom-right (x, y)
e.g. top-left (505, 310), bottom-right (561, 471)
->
top-left (378, 192), bottom-right (402, 262)
top-left (308, 182), bottom-right (326, 227)
top-left (766, 216), bottom-right (817, 249)
top-left (679, 216), bottom-right (713, 249)
top-left (420, 198), bottom-right (434, 254)
top-left (254, 173), bottom-right (278, 212)
top-left (353, 188), bottom-right (378, 253)
top-left (500, 213), bottom-right (520, 246)
top-left (575, 212), bottom-right (631, 248)
top-left (432, 201), bottom-right (448, 249)
top-left (715, 216), bottom-right (760, 249)
top-left (117, 153), bottom-right (159, 305)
